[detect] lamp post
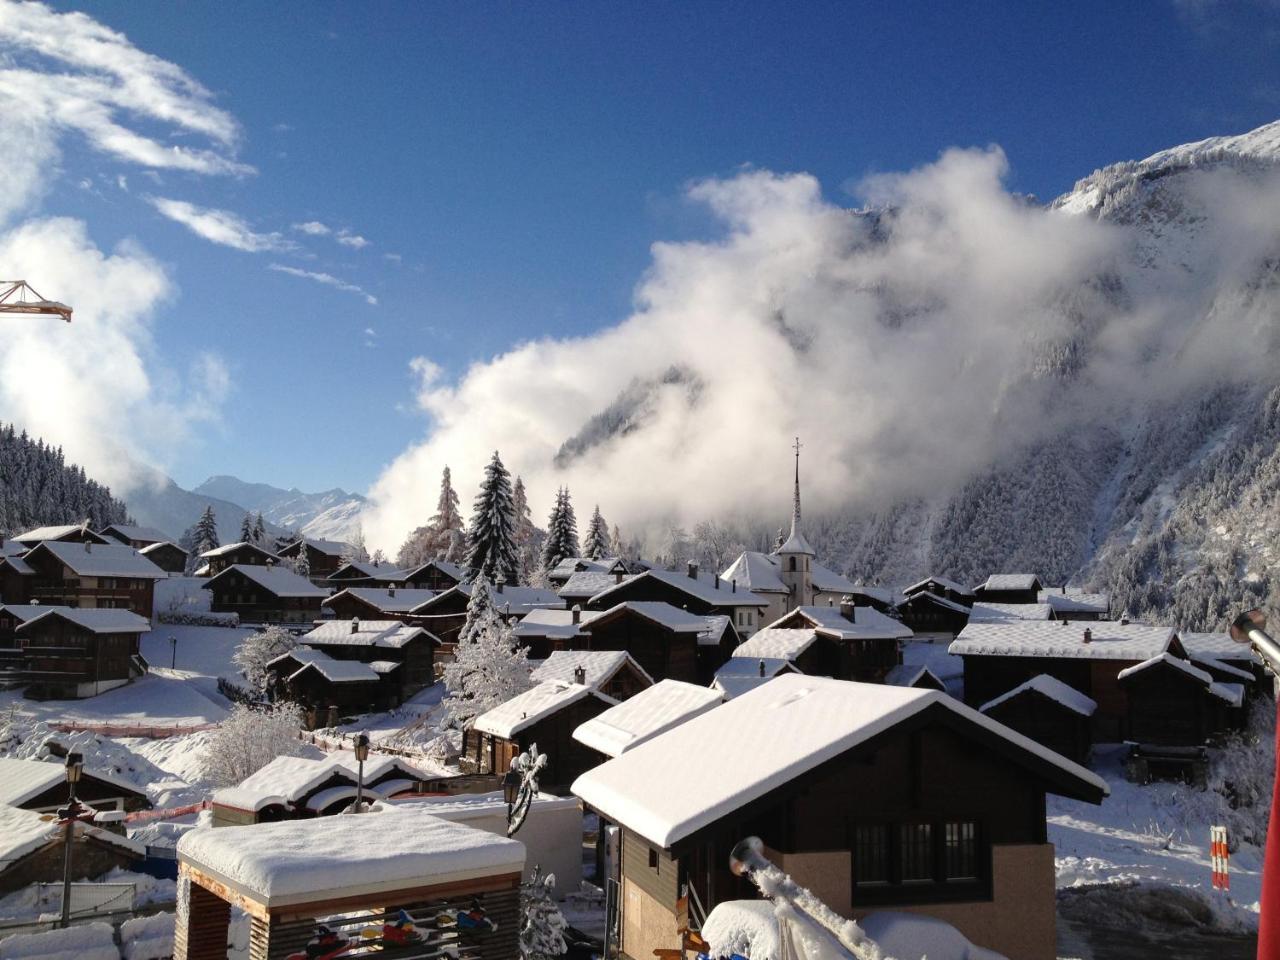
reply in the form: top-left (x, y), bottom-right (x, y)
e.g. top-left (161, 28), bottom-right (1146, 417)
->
top-left (502, 768), bottom-right (520, 821)
top-left (169, 635), bottom-right (177, 670)
top-left (60, 751), bottom-right (84, 928)
top-left (351, 733), bottom-right (370, 813)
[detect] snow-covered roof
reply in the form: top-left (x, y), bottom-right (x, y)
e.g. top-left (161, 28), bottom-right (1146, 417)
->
top-left (401, 558), bottom-right (466, 581)
top-left (950, 620), bottom-right (1176, 661)
top-left (199, 541), bottom-right (277, 560)
top-left (29, 540), bottom-right (167, 579)
top-left (903, 576), bottom-right (972, 597)
top-left (139, 540), bottom-right (186, 557)
top-left (0, 603), bottom-right (71, 624)
top-left (776, 528), bottom-right (815, 556)
top-left (1179, 631), bottom-right (1260, 664)
top-left (291, 659), bottom-right (380, 684)
top-left (204, 563), bottom-right (327, 598)
top-left (572, 679), bottom-right (723, 758)
top-left (975, 573), bottom-right (1041, 592)
top-left (177, 806), bottom-right (526, 907)
top-left (720, 551), bottom-right (787, 594)
top-left (1187, 653), bottom-right (1255, 681)
top-left (810, 562), bottom-right (859, 595)
top-left (847, 585), bottom-right (895, 605)
top-left (267, 646), bottom-right (331, 671)
top-left (883, 663), bottom-right (945, 689)
top-left (12, 525), bottom-right (108, 545)
top-left (967, 602), bottom-right (1054, 623)
top-left (860, 911), bottom-right (1002, 960)
top-left (0, 757), bottom-right (143, 807)
top-left (324, 586), bottom-right (436, 614)
top-left (101, 524), bottom-right (172, 545)
top-left (16, 607), bottom-right (151, 635)
top-left (213, 753), bottom-right (428, 812)
top-left (898, 591), bottom-right (972, 615)
top-left (0, 803), bottom-right (58, 866)
top-left (732, 628), bottom-right (818, 662)
top-left (417, 583), bottom-right (563, 617)
top-left (979, 674), bottom-right (1098, 717)
top-left (282, 537), bottom-right (352, 558)
top-left (512, 606), bottom-right (602, 639)
top-left (529, 649), bottom-right (652, 689)
top-left (1037, 590), bottom-right (1110, 615)
top-left (328, 560), bottom-right (407, 581)
top-left (715, 657), bottom-right (794, 681)
top-left (558, 570), bottom-right (622, 598)
top-left (0, 920), bottom-right (119, 960)
top-left (710, 673), bottom-right (781, 700)
top-left (1116, 653), bottom-right (1245, 704)
top-left (698, 613), bottom-right (732, 647)
top-left (301, 619), bottom-right (429, 648)
top-left (369, 660), bottom-right (400, 674)
top-left (773, 605), bottom-right (913, 641)
top-left (472, 681), bottom-right (618, 739)
top-left (393, 790), bottom-right (580, 821)
top-left (593, 600), bottom-right (712, 632)
top-left (0, 554), bottom-right (33, 575)
top-left (549, 556), bottom-right (626, 579)
top-left (572, 674), bottom-right (1107, 847)
top-left (589, 568), bottom-right (767, 609)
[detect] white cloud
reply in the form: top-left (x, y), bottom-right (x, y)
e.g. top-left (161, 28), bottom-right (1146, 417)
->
top-left (268, 263), bottom-right (377, 305)
top-left (337, 231), bottom-right (369, 248)
top-left (293, 220), bottom-right (331, 236)
top-left (360, 147), bottom-right (1280, 554)
top-left (148, 197), bottom-right (291, 252)
top-left (383, 252), bottom-right (402, 264)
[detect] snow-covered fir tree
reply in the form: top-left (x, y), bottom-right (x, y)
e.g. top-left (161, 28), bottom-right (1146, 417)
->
top-left (396, 465), bottom-right (467, 568)
top-left (609, 523), bottom-right (628, 562)
top-left (0, 424), bottom-right (128, 538)
top-left (239, 512), bottom-right (255, 544)
top-left (292, 543), bottom-right (311, 578)
top-left (519, 866), bottom-right (568, 960)
top-left (583, 504), bottom-right (609, 559)
top-left (274, 528), bottom-right (300, 554)
top-left (443, 576), bottom-right (530, 728)
top-left (200, 702), bottom-right (307, 786)
top-left (540, 487), bottom-right (580, 571)
top-left (465, 452), bottom-right (520, 585)
top-left (344, 525), bottom-right (371, 564)
top-left (193, 506), bottom-right (220, 554)
top-left (232, 625), bottom-right (297, 696)
top-left (252, 512), bottom-right (267, 546)
top-left (512, 475), bottom-right (539, 582)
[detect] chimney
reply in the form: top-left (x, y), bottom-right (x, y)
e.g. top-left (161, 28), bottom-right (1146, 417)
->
top-left (351, 616), bottom-right (360, 634)
top-left (84, 540), bottom-right (91, 553)
top-left (1120, 616), bottom-right (1130, 626)
top-left (1082, 628), bottom-right (1092, 644)
top-left (758, 659), bottom-right (766, 677)
top-left (840, 595), bottom-right (855, 620)
top-left (572, 604), bottom-right (581, 625)
top-left (732, 579), bottom-right (737, 593)
top-left (573, 665), bottom-right (586, 685)
top-left (495, 575), bottom-right (505, 594)
top-left (714, 574), bottom-right (720, 590)
top-left (687, 561), bottom-right (699, 580)
top-left (388, 585), bottom-right (396, 597)
top-left (614, 570), bottom-right (623, 584)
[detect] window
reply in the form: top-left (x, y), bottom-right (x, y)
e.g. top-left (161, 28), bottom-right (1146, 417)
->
top-left (853, 824), bottom-right (890, 885)
top-left (648, 847), bottom-right (659, 870)
top-left (944, 822), bottom-right (978, 881)
top-left (789, 557), bottom-right (797, 571)
top-left (900, 823), bottom-right (933, 883)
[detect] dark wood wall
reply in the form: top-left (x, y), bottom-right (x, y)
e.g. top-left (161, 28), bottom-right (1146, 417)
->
top-left (585, 612), bottom-right (698, 684)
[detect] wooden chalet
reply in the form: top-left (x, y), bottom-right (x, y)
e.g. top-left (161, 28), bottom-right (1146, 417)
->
top-left (895, 590), bottom-right (972, 637)
top-left (398, 558), bottom-right (467, 591)
top-left (275, 537), bottom-right (351, 582)
top-left (139, 540), bottom-right (189, 575)
top-left (972, 574), bottom-right (1043, 605)
top-left (410, 583), bottom-right (562, 652)
top-left (11, 607), bottom-right (151, 699)
top-left (584, 564), bottom-right (767, 639)
top-left (325, 560), bottom-right (408, 589)
top-left (175, 811), bottom-right (525, 960)
top-left (10, 525), bottom-right (111, 548)
top-left (197, 541), bottom-right (279, 577)
top-left (211, 753), bottom-right (434, 826)
top-left (578, 601), bottom-right (721, 685)
top-left (511, 606), bottom-right (600, 659)
top-left (1116, 654), bottom-right (1245, 746)
top-left (978, 674), bottom-right (1097, 766)
top-left (951, 619), bottom-right (1229, 744)
top-left (203, 563), bottom-right (326, 624)
top-left (0, 804), bottom-right (144, 898)
top-left (467, 680), bottom-right (617, 792)
top-left (903, 576), bottom-right (974, 607)
top-left (323, 586), bottom-right (436, 623)
top-left (0, 757), bottom-right (150, 813)
top-left (572, 675), bottom-right (1107, 960)
top-left (547, 556), bottom-right (630, 588)
top-left (99, 524), bottom-right (172, 549)
top-left (745, 603), bottom-right (913, 683)
top-left (1037, 589), bottom-right (1110, 622)
top-left (19, 540), bottom-right (165, 617)
top-left (530, 649), bottom-right (653, 700)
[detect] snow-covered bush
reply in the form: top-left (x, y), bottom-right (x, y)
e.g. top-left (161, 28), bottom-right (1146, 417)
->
top-left (199, 702), bottom-right (307, 786)
top-left (1179, 698), bottom-right (1276, 850)
top-left (231, 625), bottom-right (297, 696)
top-left (157, 610), bottom-right (240, 627)
top-left (519, 866), bottom-right (567, 960)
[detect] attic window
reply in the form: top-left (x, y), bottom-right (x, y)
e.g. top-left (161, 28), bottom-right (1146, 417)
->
top-left (789, 557), bottom-right (797, 572)
top-left (648, 847), bottom-right (658, 870)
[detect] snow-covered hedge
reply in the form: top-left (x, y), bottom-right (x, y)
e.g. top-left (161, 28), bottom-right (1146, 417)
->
top-left (157, 610), bottom-right (240, 627)
top-left (0, 922), bottom-right (118, 960)
top-left (120, 912), bottom-right (175, 960)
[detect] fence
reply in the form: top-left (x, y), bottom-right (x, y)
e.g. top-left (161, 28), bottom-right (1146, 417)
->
top-left (125, 800), bottom-right (210, 824)
top-left (50, 720), bottom-right (218, 738)
top-left (30, 881), bottom-right (136, 918)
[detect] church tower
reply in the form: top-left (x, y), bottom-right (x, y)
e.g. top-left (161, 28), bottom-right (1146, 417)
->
top-left (776, 437), bottom-right (815, 611)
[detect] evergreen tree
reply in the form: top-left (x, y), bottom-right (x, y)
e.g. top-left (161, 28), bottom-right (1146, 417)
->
top-left (193, 505), bottom-right (220, 554)
top-left (0, 422), bottom-right (128, 538)
top-left (583, 504), bottom-right (609, 559)
top-left (396, 465), bottom-right (466, 568)
top-left (344, 525), bottom-right (371, 564)
top-left (512, 476), bottom-right (538, 583)
top-left (519, 867), bottom-right (568, 960)
top-left (774, 527), bottom-right (786, 551)
top-left (274, 528), bottom-right (301, 554)
top-left (465, 452), bottom-right (520, 584)
top-left (292, 544), bottom-right (311, 579)
top-left (609, 523), bottom-right (626, 561)
top-left (540, 488), bottom-right (580, 571)
top-left (443, 575), bottom-right (530, 729)
top-left (239, 512), bottom-right (255, 544)
top-left (253, 512), bottom-right (266, 546)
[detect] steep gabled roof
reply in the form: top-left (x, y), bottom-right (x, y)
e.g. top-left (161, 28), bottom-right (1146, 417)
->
top-left (979, 674), bottom-right (1098, 717)
top-left (951, 620), bottom-right (1176, 661)
top-left (400, 558), bottom-right (466, 582)
top-left (530, 649), bottom-right (652, 689)
top-left (16, 607), bottom-right (151, 635)
top-left (903, 576), bottom-right (972, 598)
top-left (279, 537), bottom-right (352, 558)
top-left (29, 540), bottom-right (167, 579)
top-left (975, 573), bottom-right (1042, 593)
top-left (589, 568), bottom-right (767, 609)
top-left (100, 524), bottom-right (173, 545)
top-left (11, 525), bottom-right (111, 546)
top-left (573, 679), bottom-right (722, 758)
top-left (327, 560), bottom-right (407, 581)
top-left (323, 587), bottom-right (436, 614)
top-left (472, 681), bottom-right (618, 739)
top-left (199, 541), bottom-right (278, 561)
top-left (572, 674), bottom-right (1108, 848)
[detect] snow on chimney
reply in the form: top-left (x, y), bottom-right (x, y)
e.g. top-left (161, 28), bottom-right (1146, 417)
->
top-left (573, 665), bottom-right (586, 685)
top-left (84, 540), bottom-right (91, 553)
top-left (614, 569), bottom-right (623, 584)
top-left (351, 617), bottom-right (360, 634)
top-left (572, 604), bottom-right (581, 625)
top-left (840, 596), bottom-right (855, 621)
top-left (714, 574), bottom-right (721, 590)
top-left (388, 585), bottom-right (396, 597)
top-left (758, 659), bottom-right (766, 677)
top-left (495, 575), bottom-right (505, 594)
top-left (1082, 628), bottom-right (1092, 644)
top-left (687, 561), bottom-right (699, 580)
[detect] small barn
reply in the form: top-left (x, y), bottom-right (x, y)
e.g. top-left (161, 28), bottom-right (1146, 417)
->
top-left (1116, 653), bottom-right (1245, 746)
top-left (972, 574), bottom-right (1043, 605)
top-left (467, 681), bottom-right (617, 791)
top-left (0, 757), bottom-right (150, 813)
top-left (139, 541), bottom-right (189, 575)
top-left (275, 537), bottom-right (351, 582)
top-left (323, 586), bottom-right (436, 623)
top-left (203, 563), bottom-right (327, 624)
top-left (197, 541), bottom-right (279, 577)
top-left (530, 649), bottom-right (652, 700)
top-left (979, 675), bottom-right (1097, 766)
top-left (579, 601), bottom-right (712, 684)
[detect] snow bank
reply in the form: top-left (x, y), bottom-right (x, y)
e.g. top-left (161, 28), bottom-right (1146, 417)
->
top-left (859, 911), bottom-right (1007, 960)
top-left (120, 913), bottom-right (175, 960)
top-left (702, 900), bottom-right (779, 960)
top-left (0, 923), bottom-right (117, 960)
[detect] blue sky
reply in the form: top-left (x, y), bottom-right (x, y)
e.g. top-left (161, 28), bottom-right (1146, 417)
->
top-left (28, 0), bottom-right (1280, 493)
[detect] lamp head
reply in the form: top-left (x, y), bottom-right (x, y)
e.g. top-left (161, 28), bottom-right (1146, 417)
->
top-left (354, 732), bottom-right (370, 763)
top-left (65, 751), bottom-right (84, 784)
top-left (502, 769), bottom-right (521, 805)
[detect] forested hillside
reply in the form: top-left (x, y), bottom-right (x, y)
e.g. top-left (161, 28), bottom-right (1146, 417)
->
top-left (0, 424), bottom-right (129, 537)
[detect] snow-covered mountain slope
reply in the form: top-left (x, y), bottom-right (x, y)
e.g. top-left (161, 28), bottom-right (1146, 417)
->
top-left (123, 475), bottom-right (279, 546)
top-left (192, 475), bottom-right (365, 541)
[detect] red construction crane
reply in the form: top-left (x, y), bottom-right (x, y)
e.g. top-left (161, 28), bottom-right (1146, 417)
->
top-left (0, 280), bottom-right (71, 321)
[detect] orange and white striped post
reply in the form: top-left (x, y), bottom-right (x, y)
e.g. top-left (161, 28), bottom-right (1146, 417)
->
top-left (1211, 825), bottom-right (1230, 891)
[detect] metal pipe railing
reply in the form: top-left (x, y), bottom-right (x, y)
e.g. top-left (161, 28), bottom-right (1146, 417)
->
top-left (1230, 609), bottom-right (1280, 676)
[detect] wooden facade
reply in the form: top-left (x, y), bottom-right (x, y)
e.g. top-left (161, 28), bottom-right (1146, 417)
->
top-left (21, 545), bottom-right (158, 617)
top-left (204, 568), bottom-right (324, 624)
top-left (1118, 660), bottom-right (1243, 746)
top-left (896, 592), bottom-right (971, 637)
top-left (466, 693), bottom-right (615, 792)
top-left (980, 690), bottom-right (1093, 766)
top-left (276, 540), bottom-right (347, 582)
top-left (581, 606), bottom-right (700, 684)
top-left (140, 542), bottom-right (189, 574)
top-left (399, 560), bottom-right (466, 592)
top-left (200, 543), bottom-right (278, 577)
top-left (16, 614), bottom-right (147, 699)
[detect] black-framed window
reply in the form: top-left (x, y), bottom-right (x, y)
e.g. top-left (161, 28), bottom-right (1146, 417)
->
top-left (944, 821), bottom-right (978, 881)
top-left (851, 818), bottom-right (989, 904)
top-left (900, 823), bottom-right (933, 883)
top-left (853, 824), bottom-right (890, 885)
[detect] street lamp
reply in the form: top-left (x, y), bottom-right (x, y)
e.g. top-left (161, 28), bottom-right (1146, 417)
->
top-left (60, 751), bottom-right (84, 928)
top-left (169, 635), bottom-right (177, 670)
top-left (501, 768), bottom-right (521, 820)
top-left (351, 733), bottom-right (370, 813)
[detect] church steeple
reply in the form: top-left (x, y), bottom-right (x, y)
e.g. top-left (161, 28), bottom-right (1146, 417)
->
top-left (791, 436), bottom-right (802, 537)
top-left (777, 436), bottom-right (815, 558)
